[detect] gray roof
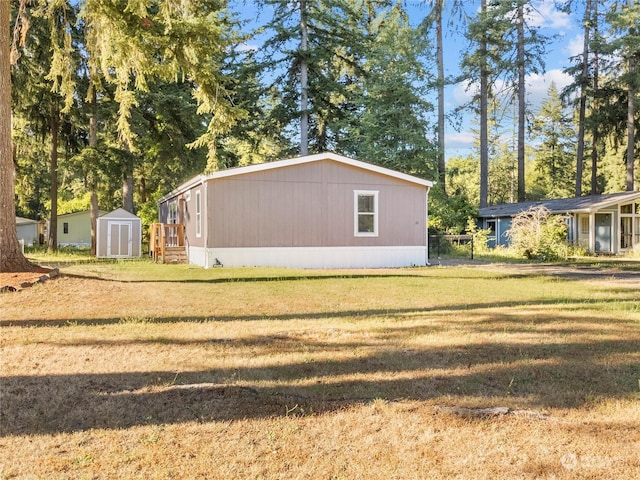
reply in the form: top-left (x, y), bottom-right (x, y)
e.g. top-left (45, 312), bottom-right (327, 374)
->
top-left (16, 216), bottom-right (40, 225)
top-left (478, 191), bottom-right (640, 218)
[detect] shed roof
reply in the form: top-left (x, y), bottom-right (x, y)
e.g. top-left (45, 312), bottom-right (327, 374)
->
top-left (16, 216), bottom-right (40, 225)
top-left (100, 208), bottom-right (140, 220)
top-left (479, 191), bottom-right (640, 218)
top-left (159, 152), bottom-right (434, 203)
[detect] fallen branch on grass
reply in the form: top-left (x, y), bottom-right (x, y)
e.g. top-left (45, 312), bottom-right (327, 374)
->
top-left (433, 405), bottom-right (562, 421)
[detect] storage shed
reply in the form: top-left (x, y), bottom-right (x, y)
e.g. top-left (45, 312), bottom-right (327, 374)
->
top-left (16, 217), bottom-right (42, 246)
top-left (96, 208), bottom-right (142, 258)
top-left (157, 152), bottom-right (434, 268)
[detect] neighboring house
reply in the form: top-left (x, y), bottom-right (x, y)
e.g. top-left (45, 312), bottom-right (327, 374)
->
top-left (57, 209), bottom-right (107, 247)
top-left (478, 191), bottom-right (640, 255)
top-left (96, 208), bottom-right (142, 258)
top-left (16, 217), bottom-right (44, 246)
top-left (157, 152), bottom-right (434, 268)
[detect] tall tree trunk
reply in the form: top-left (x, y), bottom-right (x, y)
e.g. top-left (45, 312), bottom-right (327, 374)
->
top-left (479, 0), bottom-right (489, 209)
top-left (122, 168), bottom-right (134, 213)
top-left (122, 139), bottom-right (134, 213)
top-left (47, 104), bottom-right (59, 253)
top-left (435, 0), bottom-right (446, 194)
top-left (516, 1), bottom-right (526, 202)
top-left (0, 0), bottom-right (33, 272)
top-left (576, 0), bottom-right (592, 197)
top-left (89, 88), bottom-right (99, 256)
top-left (626, 0), bottom-right (636, 191)
top-left (300, 0), bottom-right (309, 156)
top-left (590, 0), bottom-right (599, 195)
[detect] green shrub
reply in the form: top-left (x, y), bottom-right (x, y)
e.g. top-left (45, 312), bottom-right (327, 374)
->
top-left (506, 206), bottom-right (569, 261)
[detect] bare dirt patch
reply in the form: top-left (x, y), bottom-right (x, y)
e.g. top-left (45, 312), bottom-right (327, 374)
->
top-left (0, 266), bottom-right (58, 292)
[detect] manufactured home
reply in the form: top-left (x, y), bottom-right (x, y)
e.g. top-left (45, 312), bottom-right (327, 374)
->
top-left (157, 152), bottom-right (433, 268)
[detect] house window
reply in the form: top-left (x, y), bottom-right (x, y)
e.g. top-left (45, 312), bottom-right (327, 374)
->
top-left (63, 222), bottom-right (69, 234)
top-left (195, 190), bottom-right (202, 237)
top-left (168, 201), bottom-right (177, 224)
top-left (486, 220), bottom-right (496, 236)
top-left (354, 190), bottom-right (378, 237)
top-left (580, 216), bottom-right (589, 235)
top-left (620, 202), bottom-right (640, 250)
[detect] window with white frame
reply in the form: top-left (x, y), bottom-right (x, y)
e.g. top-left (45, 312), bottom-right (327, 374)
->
top-left (620, 201), bottom-right (640, 250)
top-left (195, 190), bottom-right (202, 237)
top-left (580, 216), bottom-right (589, 235)
top-left (168, 201), bottom-right (178, 224)
top-left (354, 190), bottom-right (378, 236)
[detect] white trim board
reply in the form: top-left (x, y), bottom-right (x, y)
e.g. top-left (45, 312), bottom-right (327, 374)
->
top-left (187, 246), bottom-right (429, 269)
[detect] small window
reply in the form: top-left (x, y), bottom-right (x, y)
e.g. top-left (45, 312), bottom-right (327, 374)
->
top-left (580, 216), bottom-right (589, 235)
top-left (195, 190), bottom-right (202, 238)
top-left (486, 220), bottom-right (496, 236)
top-left (63, 222), bottom-right (69, 234)
top-left (354, 190), bottom-right (378, 237)
top-left (168, 202), bottom-right (177, 224)
top-left (621, 203), bottom-right (633, 214)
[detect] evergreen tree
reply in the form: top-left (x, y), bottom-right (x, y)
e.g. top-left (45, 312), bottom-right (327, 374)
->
top-left (605, 0), bottom-right (639, 191)
top-left (339, 5), bottom-right (437, 178)
top-left (11, 0), bottom-right (79, 252)
top-left (531, 82), bottom-right (576, 198)
top-left (2, 0), bottom-right (33, 272)
top-left (462, 0), bottom-right (509, 208)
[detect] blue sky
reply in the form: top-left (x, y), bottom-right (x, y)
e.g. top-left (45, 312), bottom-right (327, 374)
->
top-left (230, 0), bottom-right (587, 159)
top-left (436, 1), bottom-right (583, 158)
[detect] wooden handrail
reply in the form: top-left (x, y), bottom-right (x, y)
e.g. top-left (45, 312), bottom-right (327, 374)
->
top-left (150, 223), bottom-right (186, 263)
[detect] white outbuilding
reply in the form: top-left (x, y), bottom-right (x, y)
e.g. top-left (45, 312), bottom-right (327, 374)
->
top-left (96, 208), bottom-right (142, 258)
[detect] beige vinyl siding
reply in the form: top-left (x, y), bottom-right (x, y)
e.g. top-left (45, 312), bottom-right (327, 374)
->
top-left (164, 188), bottom-right (206, 248)
top-left (206, 160), bottom-right (426, 248)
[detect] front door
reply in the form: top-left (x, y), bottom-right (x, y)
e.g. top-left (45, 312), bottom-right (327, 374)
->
top-left (107, 221), bottom-right (132, 257)
top-left (594, 214), bottom-right (612, 253)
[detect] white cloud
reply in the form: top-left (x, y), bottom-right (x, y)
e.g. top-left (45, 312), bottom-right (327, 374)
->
top-left (526, 69), bottom-right (573, 106)
top-left (527, 1), bottom-right (572, 30)
top-left (237, 43), bottom-right (259, 53)
top-left (565, 34), bottom-right (584, 58)
top-left (451, 80), bottom-right (476, 106)
top-left (445, 131), bottom-right (475, 151)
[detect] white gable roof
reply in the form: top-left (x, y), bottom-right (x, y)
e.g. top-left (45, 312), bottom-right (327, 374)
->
top-left (100, 208), bottom-right (140, 220)
top-left (159, 152), bottom-right (433, 203)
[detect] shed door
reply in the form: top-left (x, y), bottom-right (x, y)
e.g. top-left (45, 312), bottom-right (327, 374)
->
top-left (107, 221), bottom-right (132, 257)
top-left (594, 214), bottom-right (612, 253)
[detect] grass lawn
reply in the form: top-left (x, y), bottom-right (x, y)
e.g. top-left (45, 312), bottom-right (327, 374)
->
top-left (1, 259), bottom-right (639, 479)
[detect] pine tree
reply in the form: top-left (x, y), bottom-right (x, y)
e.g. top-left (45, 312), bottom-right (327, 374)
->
top-left (1, 0), bottom-right (34, 272)
top-left (531, 82), bottom-right (576, 198)
top-left (606, 0), bottom-right (639, 191)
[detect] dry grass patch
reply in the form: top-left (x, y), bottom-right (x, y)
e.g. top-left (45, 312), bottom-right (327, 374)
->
top-left (1, 262), bottom-right (639, 479)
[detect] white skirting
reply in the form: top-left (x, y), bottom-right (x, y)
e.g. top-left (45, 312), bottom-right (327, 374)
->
top-left (188, 246), bottom-right (428, 269)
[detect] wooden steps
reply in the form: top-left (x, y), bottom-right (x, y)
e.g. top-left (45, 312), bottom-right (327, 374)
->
top-left (162, 246), bottom-right (188, 264)
top-left (149, 223), bottom-right (188, 264)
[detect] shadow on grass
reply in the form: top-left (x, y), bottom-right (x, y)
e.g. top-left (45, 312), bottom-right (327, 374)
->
top-left (2, 292), bottom-right (638, 328)
top-left (2, 333), bottom-right (639, 436)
